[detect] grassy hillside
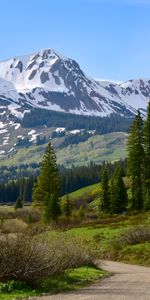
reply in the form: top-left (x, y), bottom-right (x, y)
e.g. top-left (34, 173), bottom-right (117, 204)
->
top-left (57, 132), bottom-right (127, 166)
top-left (0, 132), bottom-right (127, 167)
top-left (63, 183), bottom-right (100, 200)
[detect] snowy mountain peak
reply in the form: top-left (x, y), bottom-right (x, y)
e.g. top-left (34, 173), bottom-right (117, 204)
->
top-left (0, 48), bottom-right (149, 122)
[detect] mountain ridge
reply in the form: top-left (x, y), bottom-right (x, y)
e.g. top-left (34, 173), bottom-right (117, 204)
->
top-left (0, 48), bottom-right (149, 161)
top-left (0, 48), bottom-right (149, 122)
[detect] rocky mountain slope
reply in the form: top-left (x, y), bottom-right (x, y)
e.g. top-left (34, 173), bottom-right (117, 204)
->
top-left (0, 48), bottom-right (149, 162)
top-left (0, 48), bottom-right (149, 122)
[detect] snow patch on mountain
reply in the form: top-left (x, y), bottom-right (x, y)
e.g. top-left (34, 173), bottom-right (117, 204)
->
top-left (0, 48), bottom-right (149, 120)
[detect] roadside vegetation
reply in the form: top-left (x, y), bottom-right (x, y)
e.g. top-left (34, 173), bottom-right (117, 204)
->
top-left (0, 103), bottom-right (150, 299)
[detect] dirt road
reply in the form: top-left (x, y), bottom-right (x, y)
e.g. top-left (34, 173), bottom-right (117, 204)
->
top-left (30, 260), bottom-right (150, 300)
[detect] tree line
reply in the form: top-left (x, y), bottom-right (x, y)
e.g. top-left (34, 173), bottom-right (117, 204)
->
top-left (21, 108), bottom-right (133, 134)
top-left (100, 102), bottom-right (150, 214)
top-left (0, 177), bottom-right (35, 204)
top-left (0, 160), bottom-right (127, 205)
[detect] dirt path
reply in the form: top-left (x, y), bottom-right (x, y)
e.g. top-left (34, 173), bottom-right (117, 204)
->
top-left (30, 260), bottom-right (150, 300)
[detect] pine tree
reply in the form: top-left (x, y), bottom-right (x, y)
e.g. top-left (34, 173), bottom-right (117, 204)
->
top-left (14, 197), bottom-right (23, 210)
top-left (127, 111), bottom-right (144, 211)
top-left (19, 178), bottom-right (25, 207)
top-left (100, 167), bottom-right (110, 213)
top-left (32, 142), bottom-right (60, 222)
top-left (143, 101), bottom-right (150, 209)
top-left (110, 167), bottom-right (128, 214)
top-left (63, 193), bottom-right (73, 219)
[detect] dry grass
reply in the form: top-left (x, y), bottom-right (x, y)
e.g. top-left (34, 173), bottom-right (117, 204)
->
top-left (0, 207), bottom-right (40, 223)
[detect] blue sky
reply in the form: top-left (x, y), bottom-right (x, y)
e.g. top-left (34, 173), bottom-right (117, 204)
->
top-left (0, 0), bottom-right (150, 81)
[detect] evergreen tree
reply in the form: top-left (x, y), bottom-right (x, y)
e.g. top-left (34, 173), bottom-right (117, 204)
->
top-left (110, 167), bottom-right (128, 214)
top-left (127, 111), bottom-right (144, 211)
top-left (14, 197), bottom-right (23, 210)
top-left (63, 193), bottom-right (73, 219)
top-left (143, 101), bottom-right (150, 209)
top-left (32, 142), bottom-right (60, 222)
top-left (100, 167), bottom-right (110, 213)
top-left (19, 178), bottom-right (25, 206)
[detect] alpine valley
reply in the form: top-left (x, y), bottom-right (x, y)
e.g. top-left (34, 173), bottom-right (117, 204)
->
top-left (0, 48), bottom-right (149, 166)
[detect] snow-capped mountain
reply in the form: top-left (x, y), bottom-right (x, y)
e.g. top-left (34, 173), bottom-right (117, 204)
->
top-left (0, 48), bottom-right (149, 121)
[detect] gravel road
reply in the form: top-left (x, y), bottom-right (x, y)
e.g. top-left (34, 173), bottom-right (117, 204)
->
top-left (29, 260), bottom-right (150, 300)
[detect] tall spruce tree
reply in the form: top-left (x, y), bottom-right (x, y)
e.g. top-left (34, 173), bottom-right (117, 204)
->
top-left (14, 197), bottom-right (23, 210)
top-left (63, 193), bottom-right (73, 219)
top-left (32, 142), bottom-right (60, 222)
top-left (110, 167), bottom-right (128, 214)
top-left (143, 101), bottom-right (150, 209)
top-left (127, 111), bottom-right (144, 211)
top-left (100, 167), bottom-right (110, 213)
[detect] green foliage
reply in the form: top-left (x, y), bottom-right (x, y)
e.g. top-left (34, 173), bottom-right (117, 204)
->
top-left (77, 205), bottom-right (85, 220)
top-left (59, 131), bottom-right (93, 148)
top-left (0, 280), bottom-right (27, 292)
top-left (143, 101), bottom-right (150, 209)
top-left (110, 167), bottom-right (128, 214)
top-left (100, 164), bottom-right (128, 215)
top-left (14, 197), bottom-right (23, 210)
top-left (0, 160), bottom-right (127, 206)
top-left (64, 183), bottom-right (100, 200)
top-left (21, 108), bottom-right (133, 133)
top-left (32, 142), bottom-right (60, 222)
top-left (0, 266), bottom-right (105, 299)
top-left (127, 104), bottom-right (150, 211)
top-left (100, 167), bottom-right (110, 213)
top-left (41, 266), bottom-right (104, 293)
top-left (67, 211), bottom-right (150, 266)
top-left (62, 193), bottom-right (73, 219)
top-left (127, 111), bottom-right (144, 210)
top-left (43, 194), bottom-right (61, 222)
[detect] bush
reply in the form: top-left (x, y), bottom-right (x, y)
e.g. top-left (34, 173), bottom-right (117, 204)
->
top-left (16, 208), bottom-right (40, 223)
top-left (0, 232), bottom-right (96, 287)
top-left (0, 207), bottom-right (40, 223)
top-left (0, 219), bottom-right (27, 234)
top-left (112, 226), bottom-right (150, 249)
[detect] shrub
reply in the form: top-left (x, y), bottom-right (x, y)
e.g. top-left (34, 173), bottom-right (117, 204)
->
top-left (0, 232), bottom-right (96, 287)
top-left (0, 219), bottom-right (27, 234)
top-left (112, 226), bottom-right (150, 249)
top-left (0, 207), bottom-right (40, 223)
